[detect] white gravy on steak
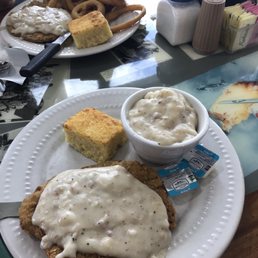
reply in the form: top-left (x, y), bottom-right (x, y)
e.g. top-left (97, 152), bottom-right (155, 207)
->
top-left (32, 165), bottom-right (172, 258)
top-left (7, 6), bottom-right (71, 36)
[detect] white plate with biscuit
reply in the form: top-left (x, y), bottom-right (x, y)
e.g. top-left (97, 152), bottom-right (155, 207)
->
top-left (0, 88), bottom-right (244, 258)
top-left (0, 0), bottom-right (140, 58)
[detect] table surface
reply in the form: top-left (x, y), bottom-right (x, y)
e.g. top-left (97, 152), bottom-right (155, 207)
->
top-left (1, 0), bottom-right (258, 257)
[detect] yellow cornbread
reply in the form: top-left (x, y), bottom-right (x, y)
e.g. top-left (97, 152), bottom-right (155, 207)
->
top-left (63, 108), bottom-right (127, 162)
top-left (68, 11), bottom-right (113, 49)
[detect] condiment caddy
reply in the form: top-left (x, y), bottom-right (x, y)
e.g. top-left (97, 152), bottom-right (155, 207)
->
top-left (220, 0), bottom-right (258, 53)
top-left (156, 0), bottom-right (225, 54)
top-left (156, 0), bottom-right (258, 54)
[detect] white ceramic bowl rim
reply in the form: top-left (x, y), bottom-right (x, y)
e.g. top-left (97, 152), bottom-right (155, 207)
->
top-left (121, 87), bottom-right (209, 148)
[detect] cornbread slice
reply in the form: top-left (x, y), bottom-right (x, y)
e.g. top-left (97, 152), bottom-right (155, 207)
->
top-left (63, 108), bottom-right (127, 162)
top-left (68, 11), bottom-right (113, 48)
top-left (19, 160), bottom-right (176, 258)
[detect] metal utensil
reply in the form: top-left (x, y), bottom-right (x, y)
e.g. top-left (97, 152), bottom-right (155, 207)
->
top-left (0, 202), bottom-right (20, 220)
top-left (19, 32), bottom-right (71, 78)
top-left (219, 98), bottom-right (258, 104)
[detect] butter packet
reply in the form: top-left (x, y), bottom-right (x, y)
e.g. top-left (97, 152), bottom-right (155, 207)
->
top-left (158, 160), bottom-right (199, 197)
top-left (158, 145), bottom-right (219, 197)
top-left (183, 144), bottom-right (219, 178)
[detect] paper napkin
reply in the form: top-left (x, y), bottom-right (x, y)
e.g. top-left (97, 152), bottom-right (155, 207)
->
top-left (0, 47), bottom-right (30, 85)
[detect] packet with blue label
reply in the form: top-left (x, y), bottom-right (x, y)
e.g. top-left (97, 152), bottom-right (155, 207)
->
top-left (183, 144), bottom-right (219, 178)
top-left (158, 159), bottom-right (199, 197)
top-left (158, 145), bottom-right (219, 197)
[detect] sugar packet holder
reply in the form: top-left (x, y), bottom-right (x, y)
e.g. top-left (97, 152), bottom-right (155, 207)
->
top-left (220, 1), bottom-right (258, 53)
top-left (158, 145), bottom-right (219, 197)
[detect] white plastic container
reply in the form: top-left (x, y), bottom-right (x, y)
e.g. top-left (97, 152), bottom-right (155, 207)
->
top-left (156, 0), bottom-right (200, 46)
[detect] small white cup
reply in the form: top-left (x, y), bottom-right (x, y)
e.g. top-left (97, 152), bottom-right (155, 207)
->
top-left (121, 87), bottom-right (209, 165)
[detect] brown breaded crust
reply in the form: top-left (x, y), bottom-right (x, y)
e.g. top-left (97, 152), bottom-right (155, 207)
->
top-left (7, 24), bottom-right (58, 43)
top-left (19, 160), bottom-right (176, 258)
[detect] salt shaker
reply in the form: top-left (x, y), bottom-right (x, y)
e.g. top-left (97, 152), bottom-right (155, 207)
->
top-left (156, 0), bottom-right (200, 46)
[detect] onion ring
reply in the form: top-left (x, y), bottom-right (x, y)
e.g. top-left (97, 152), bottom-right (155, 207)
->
top-left (106, 4), bottom-right (146, 33)
top-left (66, 0), bottom-right (84, 12)
top-left (71, 0), bottom-right (106, 18)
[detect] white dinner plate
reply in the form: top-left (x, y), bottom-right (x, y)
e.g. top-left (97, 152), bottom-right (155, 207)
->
top-left (0, 1), bottom-right (139, 58)
top-left (0, 88), bottom-right (245, 258)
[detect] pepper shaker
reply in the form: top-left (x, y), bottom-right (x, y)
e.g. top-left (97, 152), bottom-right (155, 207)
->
top-left (192, 0), bottom-right (225, 55)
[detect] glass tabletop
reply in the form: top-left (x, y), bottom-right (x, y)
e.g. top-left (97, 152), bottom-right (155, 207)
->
top-left (1, 0), bottom-right (258, 257)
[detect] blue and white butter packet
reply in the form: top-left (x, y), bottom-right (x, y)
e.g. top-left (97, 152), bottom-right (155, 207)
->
top-left (158, 160), bottom-right (199, 197)
top-left (158, 145), bottom-right (220, 197)
top-left (183, 144), bottom-right (219, 178)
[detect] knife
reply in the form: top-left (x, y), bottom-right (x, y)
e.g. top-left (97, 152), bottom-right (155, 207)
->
top-left (219, 98), bottom-right (258, 104)
top-left (0, 202), bottom-right (20, 220)
top-left (19, 32), bottom-right (71, 78)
